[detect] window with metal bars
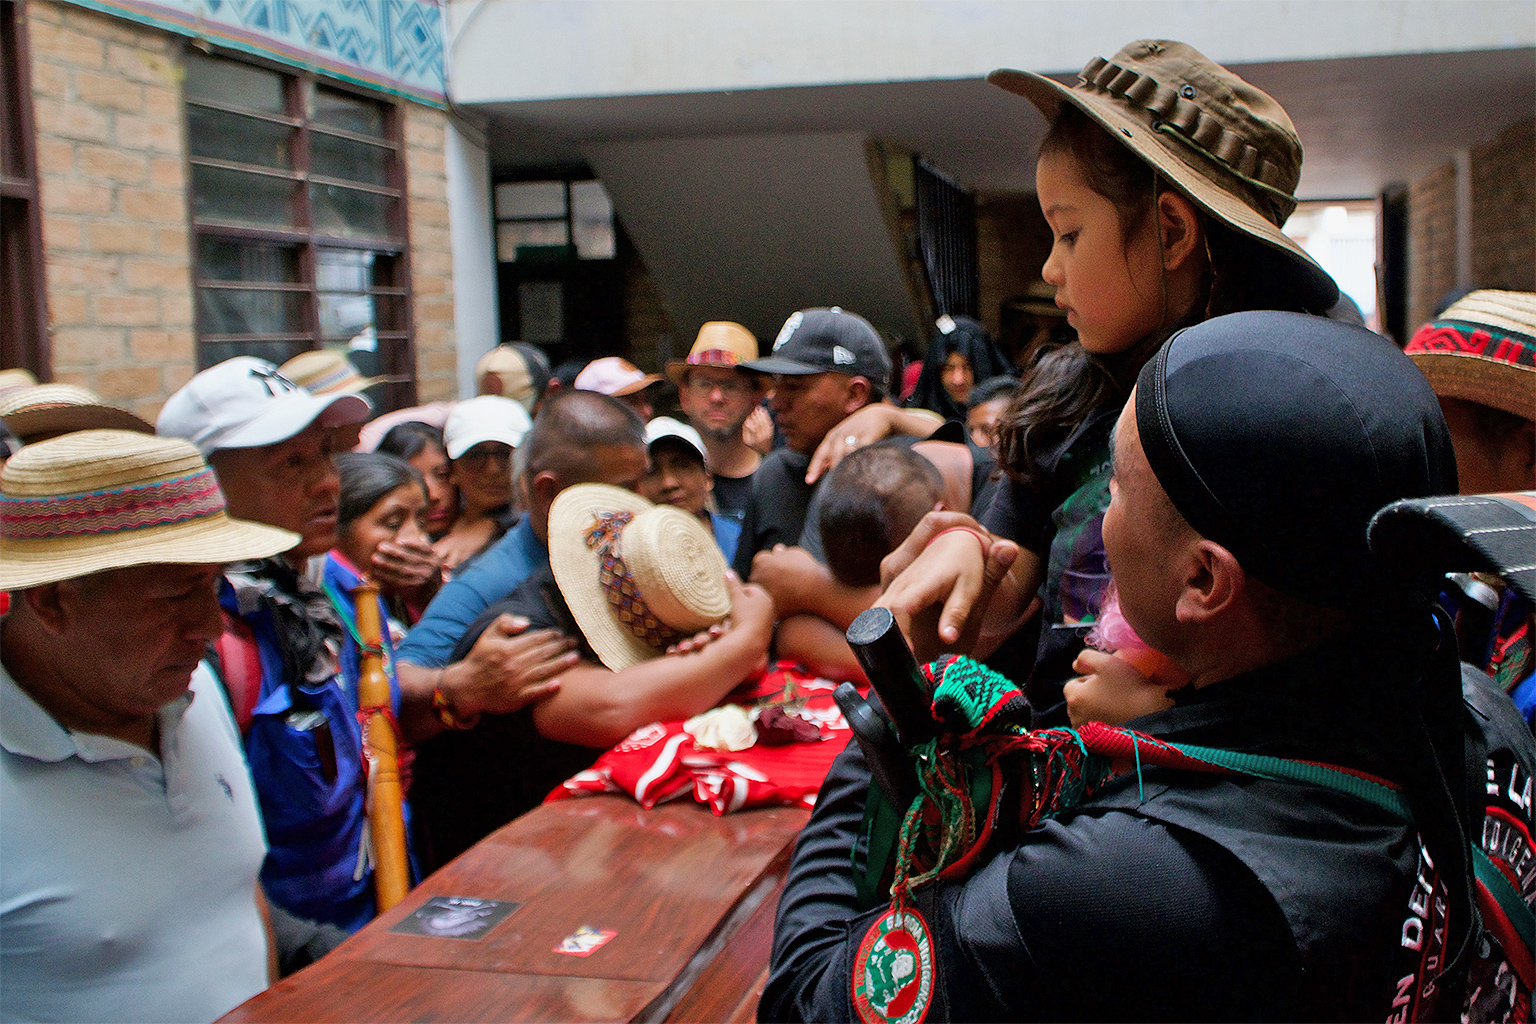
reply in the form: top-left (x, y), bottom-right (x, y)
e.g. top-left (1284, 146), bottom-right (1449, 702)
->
top-left (1, 0), bottom-right (49, 378)
top-left (914, 158), bottom-right (979, 321)
top-left (184, 50), bottom-right (414, 409)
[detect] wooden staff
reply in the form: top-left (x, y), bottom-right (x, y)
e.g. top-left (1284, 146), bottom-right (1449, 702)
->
top-left (353, 579), bottom-right (411, 913)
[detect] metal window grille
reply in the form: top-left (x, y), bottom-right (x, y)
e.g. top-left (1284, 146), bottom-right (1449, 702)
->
top-left (914, 158), bottom-right (979, 320)
top-left (1, 0), bottom-right (49, 378)
top-left (185, 51), bottom-right (415, 408)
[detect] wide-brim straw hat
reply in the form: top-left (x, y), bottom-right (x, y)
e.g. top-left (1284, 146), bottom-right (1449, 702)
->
top-left (1404, 290), bottom-right (1535, 420)
top-left (665, 321), bottom-right (760, 386)
top-left (0, 383), bottom-right (154, 442)
top-left (548, 483), bottom-right (731, 671)
top-left (0, 429), bottom-right (298, 590)
top-left (989, 40), bottom-right (1338, 311)
top-left (0, 368), bottom-right (38, 400)
top-left (280, 349), bottom-right (404, 397)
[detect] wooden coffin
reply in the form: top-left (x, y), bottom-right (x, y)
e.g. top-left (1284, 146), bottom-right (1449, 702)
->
top-left (221, 795), bottom-right (810, 1023)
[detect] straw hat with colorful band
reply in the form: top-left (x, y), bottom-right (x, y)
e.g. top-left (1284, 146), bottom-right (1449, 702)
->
top-left (665, 321), bottom-right (760, 386)
top-left (548, 483), bottom-right (731, 671)
top-left (0, 368), bottom-right (38, 400)
top-left (1405, 289), bottom-right (1536, 420)
top-left (280, 349), bottom-right (404, 398)
top-left (0, 429), bottom-right (298, 590)
top-left (989, 40), bottom-right (1339, 312)
top-left (0, 383), bottom-right (155, 442)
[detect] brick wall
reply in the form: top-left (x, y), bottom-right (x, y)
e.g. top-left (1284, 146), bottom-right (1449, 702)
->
top-left (1407, 163), bottom-right (1457, 331)
top-left (26, 0), bottom-right (458, 414)
top-left (27, 0), bottom-right (191, 421)
top-left (1407, 116), bottom-right (1535, 330)
top-left (403, 105), bottom-right (457, 403)
top-left (1470, 118), bottom-right (1536, 297)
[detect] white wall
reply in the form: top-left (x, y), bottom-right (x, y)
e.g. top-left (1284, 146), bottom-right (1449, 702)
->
top-left (447, 0), bottom-right (1535, 104)
top-left (585, 131), bottom-right (922, 346)
top-left (444, 116), bottom-right (499, 399)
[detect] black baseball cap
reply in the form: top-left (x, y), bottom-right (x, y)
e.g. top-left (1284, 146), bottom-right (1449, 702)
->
top-left (1370, 492), bottom-right (1536, 603)
top-left (1135, 310), bottom-right (1457, 607)
top-left (745, 307), bottom-right (892, 393)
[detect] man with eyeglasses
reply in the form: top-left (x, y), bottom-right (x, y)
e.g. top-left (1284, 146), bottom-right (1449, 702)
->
top-left (665, 322), bottom-right (768, 525)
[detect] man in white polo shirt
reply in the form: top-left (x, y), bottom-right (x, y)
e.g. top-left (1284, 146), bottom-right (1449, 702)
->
top-left (0, 429), bottom-right (298, 1023)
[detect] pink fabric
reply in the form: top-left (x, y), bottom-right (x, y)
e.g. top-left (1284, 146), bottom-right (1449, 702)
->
top-left (355, 402), bottom-right (454, 452)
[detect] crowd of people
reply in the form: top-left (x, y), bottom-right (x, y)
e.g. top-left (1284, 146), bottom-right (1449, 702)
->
top-left (0, 36), bottom-right (1532, 1024)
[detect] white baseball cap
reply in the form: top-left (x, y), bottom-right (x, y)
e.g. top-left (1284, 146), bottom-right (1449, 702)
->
top-left (443, 395), bottom-right (534, 459)
top-left (157, 356), bottom-right (369, 457)
top-left (644, 416), bottom-right (707, 462)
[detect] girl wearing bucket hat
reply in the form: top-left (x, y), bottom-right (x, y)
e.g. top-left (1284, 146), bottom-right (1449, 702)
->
top-left (879, 40), bottom-right (1342, 709)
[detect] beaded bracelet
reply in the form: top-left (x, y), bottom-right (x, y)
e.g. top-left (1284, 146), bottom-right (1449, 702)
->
top-left (431, 681), bottom-right (481, 731)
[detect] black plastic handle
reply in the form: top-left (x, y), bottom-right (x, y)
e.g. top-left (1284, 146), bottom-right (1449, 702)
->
top-left (846, 607), bottom-right (937, 746)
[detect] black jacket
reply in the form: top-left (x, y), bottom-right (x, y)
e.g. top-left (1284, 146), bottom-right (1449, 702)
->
top-left (761, 636), bottom-right (1430, 1022)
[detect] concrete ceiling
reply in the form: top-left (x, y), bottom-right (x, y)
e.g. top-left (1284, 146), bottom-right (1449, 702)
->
top-left (468, 46), bottom-right (1534, 343)
top-left (478, 48), bottom-right (1535, 198)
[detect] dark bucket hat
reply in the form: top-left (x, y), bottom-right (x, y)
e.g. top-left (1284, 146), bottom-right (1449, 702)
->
top-left (1135, 310), bottom-right (1456, 606)
top-left (990, 40), bottom-right (1338, 311)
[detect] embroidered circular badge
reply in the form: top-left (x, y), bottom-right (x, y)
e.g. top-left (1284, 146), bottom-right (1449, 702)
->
top-left (851, 907), bottom-right (935, 1024)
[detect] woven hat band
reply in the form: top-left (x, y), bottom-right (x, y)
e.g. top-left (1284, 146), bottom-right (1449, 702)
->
top-left (1, 467), bottom-right (226, 541)
top-left (306, 364), bottom-right (358, 393)
top-left (585, 511), bottom-right (685, 651)
top-left (688, 349), bottom-right (742, 367)
top-left (1078, 55), bottom-right (1297, 225)
top-left (1407, 322), bottom-right (1536, 368)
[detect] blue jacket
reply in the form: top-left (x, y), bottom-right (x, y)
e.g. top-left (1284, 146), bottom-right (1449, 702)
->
top-left (397, 515), bottom-right (549, 669)
top-left (220, 556), bottom-right (407, 933)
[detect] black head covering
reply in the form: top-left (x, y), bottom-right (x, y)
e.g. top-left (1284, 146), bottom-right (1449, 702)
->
top-left (1135, 310), bottom-right (1457, 607)
top-left (905, 316), bottom-right (1014, 420)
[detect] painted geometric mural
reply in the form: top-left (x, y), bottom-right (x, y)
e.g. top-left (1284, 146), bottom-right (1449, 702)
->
top-left (66, 0), bottom-right (446, 104)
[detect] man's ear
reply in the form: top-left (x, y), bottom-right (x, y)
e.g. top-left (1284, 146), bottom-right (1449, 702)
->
top-left (21, 582), bottom-right (73, 636)
top-left (1158, 189), bottom-right (1204, 273)
top-left (528, 470), bottom-right (560, 509)
top-left (843, 377), bottom-right (872, 415)
top-left (1174, 538), bottom-right (1243, 625)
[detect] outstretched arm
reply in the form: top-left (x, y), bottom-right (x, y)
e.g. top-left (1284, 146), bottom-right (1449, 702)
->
top-left (531, 578), bottom-right (777, 748)
top-left (751, 544), bottom-right (878, 627)
top-left (397, 615), bottom-right (577, 744)
top-left (806, 403), bottom-right (945, 484)
top-left (775, 613), bottom-right (867, 684)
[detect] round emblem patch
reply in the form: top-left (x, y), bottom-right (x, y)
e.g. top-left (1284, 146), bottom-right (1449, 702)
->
top-left (851, 907), bottom-right (935, 1024)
